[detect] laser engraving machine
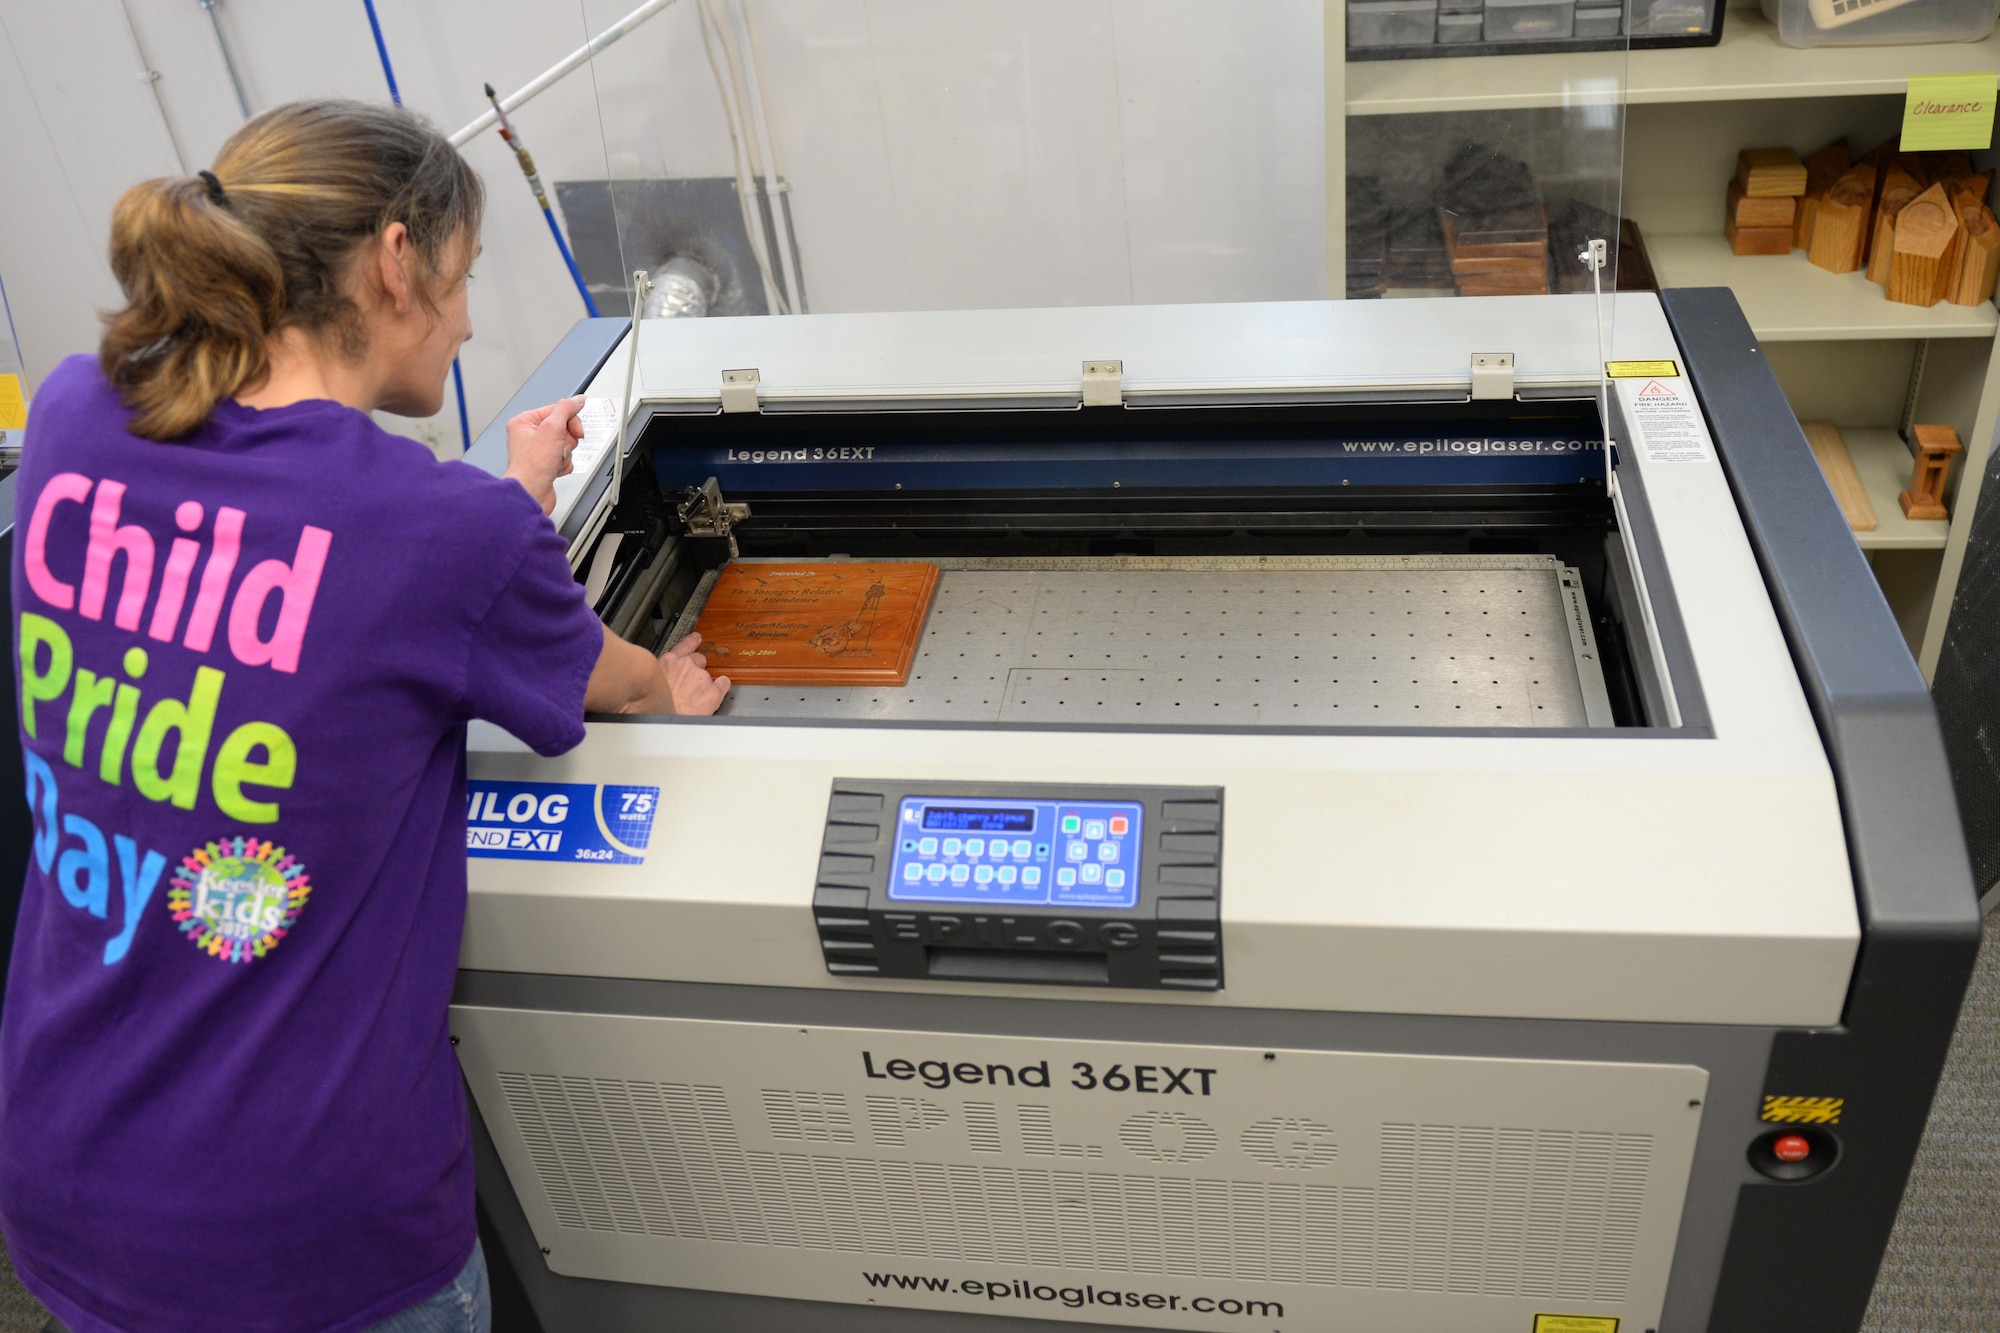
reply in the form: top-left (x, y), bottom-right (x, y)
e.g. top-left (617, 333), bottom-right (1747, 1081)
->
top-left (443, 20), bottom-right (1976, 1333)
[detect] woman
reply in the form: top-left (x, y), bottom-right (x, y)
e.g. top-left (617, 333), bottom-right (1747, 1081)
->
top-left (1, 100), bottom-right (726, 1331)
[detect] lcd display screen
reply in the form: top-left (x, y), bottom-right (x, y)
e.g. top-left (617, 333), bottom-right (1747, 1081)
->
top-left (922, 806), bottom-right (1036, 832)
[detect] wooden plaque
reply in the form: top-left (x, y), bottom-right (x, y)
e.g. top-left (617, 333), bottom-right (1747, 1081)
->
top-left (691, 562), bottom-right (939, 685)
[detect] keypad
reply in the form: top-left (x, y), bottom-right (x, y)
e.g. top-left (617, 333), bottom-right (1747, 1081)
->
top-left (888, 798), bottom-right (1143, 908)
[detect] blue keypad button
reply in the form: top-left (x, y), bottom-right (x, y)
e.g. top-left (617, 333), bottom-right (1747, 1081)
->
top-left (903, 862), bottom-right (923, 882)
top-left (1067, 841), bottom-right (1089, 862)
top-left (1081, 863), bottom-right (1103, 885)
top-left (1011, 839), bottom-right (1033, 859)
top-left (902, 840), bottom-right (917, 853)
top-left (919, 838), bottom-right (938, 856)
top-left (1023, 867), bottom-right (1043, 886)
top-left (965, 838), bottom-right (985, 858)
top-left (974, 865), bottom-right (994, 885)
top-left (1105, 869), bottom-right (1126, 890)
top-left (1084, 820), bottom-right (1106, 840)
top-left (942, 838), bottom-right (963, 856)
top-left (1061, 815), bottom-right (1081, 835)
top-left (997, 866), bottom-right (1018, 885)
top-left (1098, 841), bottom-right (1118, 862)
top-left (1036, 844), bottom-right (1050, 857)
top-left (1055, 867), bottom-right (1077, 888)
top-left (925, 863), bottom-right (947, 883)
top-left (950, 864), bottom-right (970, 884)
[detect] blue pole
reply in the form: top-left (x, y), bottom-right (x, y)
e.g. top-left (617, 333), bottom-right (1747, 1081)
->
top-left (361, 0), bottom-right (472, 455)
top-left (361, 0), bottom-right (402, 106)
top-left (543, 210), bottom-right (601, 318)
top-left (451, 359), bottom-right (470, 451)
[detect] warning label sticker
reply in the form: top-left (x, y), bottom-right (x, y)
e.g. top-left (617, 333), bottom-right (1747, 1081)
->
top-left (1605, 359), bottom-right (1679, 378)
top-left (1626, 378), bottom-right (1710, 464)
top-left (1534, 1316), bottom-right (1620, 1333)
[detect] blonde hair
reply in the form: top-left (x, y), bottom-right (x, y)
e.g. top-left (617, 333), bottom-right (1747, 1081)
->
top-left (100, 99), bottom-right (485, 440)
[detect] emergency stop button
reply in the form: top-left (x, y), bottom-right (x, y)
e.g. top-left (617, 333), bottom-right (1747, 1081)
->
top-left (1750, 1125), bottom-right (1838, 1181)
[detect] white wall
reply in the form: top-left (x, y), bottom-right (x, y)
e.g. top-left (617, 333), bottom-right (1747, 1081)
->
top-left (0, 0), bottom-right (1323, 450)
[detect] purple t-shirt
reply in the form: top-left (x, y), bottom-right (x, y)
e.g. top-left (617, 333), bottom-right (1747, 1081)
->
top-left (0, 357), bottom-right (603, 1331)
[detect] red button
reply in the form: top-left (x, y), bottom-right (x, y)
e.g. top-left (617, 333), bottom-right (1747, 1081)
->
top-left (1773, 1134), bottom-right (1811, 1163)
top-left (1109, 816), bottom-right (1129, 836)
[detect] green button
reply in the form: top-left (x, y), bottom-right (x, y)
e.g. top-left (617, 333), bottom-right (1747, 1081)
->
top-left (1061, 815), bottom-right (1081, 834)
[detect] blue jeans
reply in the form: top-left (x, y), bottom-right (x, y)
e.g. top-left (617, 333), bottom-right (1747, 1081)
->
top-left (364, 1241), bottom-right (491, 1333)
top-left (44, 1240), bottom-right (491, 1333)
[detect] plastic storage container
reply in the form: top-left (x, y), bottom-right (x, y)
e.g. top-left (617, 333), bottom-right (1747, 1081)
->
top-left (1350, 0), bottom-right (1440, 45)
top-left (1485, 0), bottom-right (1577, 40)
top-left (1574, 4), bottom-right (1625, 33)
top-left (1439, 10), bottom-right (1487, 39)
top-left (1629, 0), bottom-right (1716, 32)
top-left (1760, 0), bottom-right (1998, 45)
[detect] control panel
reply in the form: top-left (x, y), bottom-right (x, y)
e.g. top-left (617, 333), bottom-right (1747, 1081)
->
top-left (888, 799), bottom-right (1144, 910)
top-left (815, 781), bottom-right (1222, 991)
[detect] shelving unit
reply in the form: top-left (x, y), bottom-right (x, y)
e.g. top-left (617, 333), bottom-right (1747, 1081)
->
top-left (1845, 428), bottom-right (1952, 550)
top-left (1646, 236), bottom-right (1998, 341)
top-left (1347, 10), bottom-right (2000, 115)
top-left (1328, 0), bottom-right (2000, 671)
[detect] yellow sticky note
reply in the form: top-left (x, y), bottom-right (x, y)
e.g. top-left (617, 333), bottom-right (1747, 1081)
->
top-left (1900, 72), bottom-right (1997, 152)
top-left (0, 374), bottom-right (26, 431)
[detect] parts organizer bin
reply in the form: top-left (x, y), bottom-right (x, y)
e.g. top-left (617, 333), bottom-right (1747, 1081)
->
top-left (1348, 0), bottom-right (1724, 57)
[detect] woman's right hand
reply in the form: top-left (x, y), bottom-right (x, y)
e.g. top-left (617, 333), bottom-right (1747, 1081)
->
top-left (503, 396), bottom-right (586, 514)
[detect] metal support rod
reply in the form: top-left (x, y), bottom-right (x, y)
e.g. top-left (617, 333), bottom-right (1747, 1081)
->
top-left (1900, 338), bottom-right (1931, 445)
top-left (449, 0), bottom-right (683, 148)
top-left (119, 0), bottom-right (191, 172)
top-left (199, 0), bottom-right (252, 120)
top-left (485, 83), bottom-right (601, 318)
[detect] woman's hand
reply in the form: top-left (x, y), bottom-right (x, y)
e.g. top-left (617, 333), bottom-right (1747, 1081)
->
top-left (504, 396), bottom-right (585, 515)
top-left (656, 633), bottom-right (731, 716)
top-left (585, 627), bottom-right (731, 717)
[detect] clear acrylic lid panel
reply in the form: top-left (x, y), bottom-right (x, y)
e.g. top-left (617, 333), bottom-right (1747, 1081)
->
top-left (554, 0), bottom-right (1626, 386)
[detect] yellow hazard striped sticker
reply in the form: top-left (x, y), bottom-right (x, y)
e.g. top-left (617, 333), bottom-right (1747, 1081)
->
top-left (1762, 1095), bottom-right (1843, 1124)
top-left (1534, 1316), bottom-right (1619, 1333)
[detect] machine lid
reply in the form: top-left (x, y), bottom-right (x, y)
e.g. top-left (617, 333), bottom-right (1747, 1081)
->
top-left (468, 1), bottom-right (1628, 410)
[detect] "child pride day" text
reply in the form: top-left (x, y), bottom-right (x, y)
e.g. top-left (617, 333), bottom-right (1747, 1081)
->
top-left (19, 472), bottom-right (329, 824)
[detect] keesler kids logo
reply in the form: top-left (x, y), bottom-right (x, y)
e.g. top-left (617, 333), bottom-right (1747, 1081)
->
top-left (167, 836), bottom-right (311, 964)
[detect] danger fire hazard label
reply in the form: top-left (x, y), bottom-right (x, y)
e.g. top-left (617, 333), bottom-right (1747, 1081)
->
top-left (1623, 377), bottom-right (1709, 464)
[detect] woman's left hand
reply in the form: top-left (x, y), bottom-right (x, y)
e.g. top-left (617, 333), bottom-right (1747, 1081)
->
top-left (503, 396), bottom-right (586, 514)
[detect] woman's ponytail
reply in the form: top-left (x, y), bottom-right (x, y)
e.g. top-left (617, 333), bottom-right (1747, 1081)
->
top-left (101, 173), bottom-right (285, 441)
top-left (97, 100), bottom-right (484, 441)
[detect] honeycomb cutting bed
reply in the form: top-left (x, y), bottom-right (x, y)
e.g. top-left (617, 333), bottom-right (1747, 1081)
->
top-left (682, 555), bottom-right (1614, 729)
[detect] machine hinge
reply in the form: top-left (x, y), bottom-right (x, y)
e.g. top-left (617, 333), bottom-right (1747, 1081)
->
top-left (720, 368), bottom-right (761, 413)
top-left (1082, 359), bottom-right (1124, 408)
top-left (678, 476), bottom-right (752, 557)
top-left (1470, 353), bottom-right (1514, 401)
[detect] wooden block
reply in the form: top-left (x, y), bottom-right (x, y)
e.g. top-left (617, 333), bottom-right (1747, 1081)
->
top-left (1800, 421), bottom-right (1877, 532)
top-left (1867, 167), bottom-right (1925, 284)
top-left (1857, 137), bottom-right (1897, 167)
top-left (1794, 142), bottom-right (1853, 250)
top-left (690, 561), bottom-right (939, 685)
top-left (1950, 201), bottom-right (2000, 307)
top-left (1954, 170), bottom-right (1992, 206)
top-left (1923, 150), bottom-right (1973, 184)
top-left (1885, 184), bottom-right (1959, 307)
top-left (1729, 181), bottom-right (1798, 228)
top-left (1727, 216), bottom-right (1794, 256)
top-left (1808, 165), bottom-right (1875, 273)
top-left (1736, 147), bottom-right (1808, 198)
top-left (1899, 425), bottom-right (1963, 521)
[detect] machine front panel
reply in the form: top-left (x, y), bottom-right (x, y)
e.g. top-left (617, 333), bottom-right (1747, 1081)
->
top-left (456, 1005), bottom-right (1706, 1332)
